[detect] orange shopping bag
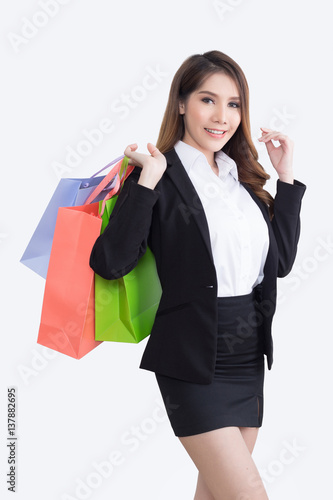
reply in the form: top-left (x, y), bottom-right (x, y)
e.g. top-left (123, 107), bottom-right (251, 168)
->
top-left (37, 202), bottom-right (103, 358)
top-left (37, 156), bottom-right (133, 359)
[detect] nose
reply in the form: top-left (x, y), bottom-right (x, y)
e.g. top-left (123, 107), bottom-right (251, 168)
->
top-left (213, 104), bottom-right (228, 124)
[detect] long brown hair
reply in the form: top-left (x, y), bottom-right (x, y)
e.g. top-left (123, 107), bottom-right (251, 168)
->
top-left (156, 50), bottom-right (274, 217)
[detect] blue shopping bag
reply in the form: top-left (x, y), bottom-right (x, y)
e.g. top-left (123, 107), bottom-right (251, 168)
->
top-left (20, 156), bottom-right (124, 279)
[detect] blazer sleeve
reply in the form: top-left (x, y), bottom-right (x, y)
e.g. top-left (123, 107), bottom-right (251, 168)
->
top-left (89, 167), bottom-right (160, 279)
top-left (271, 178), bottom-right (306, 278)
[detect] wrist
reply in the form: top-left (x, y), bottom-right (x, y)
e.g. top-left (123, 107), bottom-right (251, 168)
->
top-left (137, 171), bottom-right (159, 190)
top-left (278, 171), bottom-right (294, 184)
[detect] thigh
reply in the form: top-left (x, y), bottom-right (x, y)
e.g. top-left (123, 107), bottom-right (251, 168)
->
top-left (179, 426), bottom-right (268, 500)
top-left (194, 473), bottom-right (215, 500)
top-left (239, 426), bottom-right (260, 454)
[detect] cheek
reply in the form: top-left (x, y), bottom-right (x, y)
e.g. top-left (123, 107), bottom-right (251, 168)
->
top-left (231, 113), bottom-right (241, 130)
top-left (188, 106), bottom-right (208, 127)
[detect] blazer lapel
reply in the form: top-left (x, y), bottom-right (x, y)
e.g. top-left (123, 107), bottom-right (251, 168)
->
top-left (163, 148), bottom-right (277, 273)
top-left (164, 149), bottom-right (215, 265)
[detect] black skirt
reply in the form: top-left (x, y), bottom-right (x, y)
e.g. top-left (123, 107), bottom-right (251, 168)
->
top-left (155, 289), bottom-right (265, 437)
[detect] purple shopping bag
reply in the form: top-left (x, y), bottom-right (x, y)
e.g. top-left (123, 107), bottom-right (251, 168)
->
top-left (20, 156), bottom-right (124, 279)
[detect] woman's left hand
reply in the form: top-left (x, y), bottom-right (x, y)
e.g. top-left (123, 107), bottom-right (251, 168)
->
top-left (258, 127), bottom-right (294, 184)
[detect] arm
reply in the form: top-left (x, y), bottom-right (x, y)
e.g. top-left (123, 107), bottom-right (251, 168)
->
top-left (271, 179), bottom-right (306, 277)
top-left (89, 169), bottom-right (159, 279)
top-left (258, 128), bottom-right (306, 276)
top-left (89, 143), bottom-right (166, 279)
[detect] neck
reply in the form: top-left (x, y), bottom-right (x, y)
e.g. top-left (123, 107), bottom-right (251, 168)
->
top-left (204, 152), bottom-right (215, 168)
top-left (210, 160), bottom-right (219, 176)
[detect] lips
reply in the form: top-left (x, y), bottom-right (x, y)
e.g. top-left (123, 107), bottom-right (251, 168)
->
top-left (204, 128), bottom-right (227, 137)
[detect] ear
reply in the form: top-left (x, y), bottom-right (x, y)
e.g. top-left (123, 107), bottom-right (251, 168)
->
top-left (179, 101), bottom-right (185, 115)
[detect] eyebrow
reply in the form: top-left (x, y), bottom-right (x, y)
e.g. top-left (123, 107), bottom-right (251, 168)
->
top-left (197, 90), bottom-right (240, 99)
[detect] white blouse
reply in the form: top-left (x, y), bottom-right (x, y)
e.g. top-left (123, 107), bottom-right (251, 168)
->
top-left (174, 140), bottom-right (270, 297)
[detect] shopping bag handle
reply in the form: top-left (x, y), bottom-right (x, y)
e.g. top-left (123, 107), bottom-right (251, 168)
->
top-left (80, 155), bottom-right (126, 189)
top-left (90, 155), bottom-right (125, 178)
top-left (84, 156), bottom-right (134, 215)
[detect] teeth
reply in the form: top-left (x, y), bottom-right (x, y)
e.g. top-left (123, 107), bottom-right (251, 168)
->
top-left (205, 128), bottom-right (225, 135)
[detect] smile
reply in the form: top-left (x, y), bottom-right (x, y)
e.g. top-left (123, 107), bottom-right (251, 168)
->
top-left (204, 128), bottom-right (227, 137)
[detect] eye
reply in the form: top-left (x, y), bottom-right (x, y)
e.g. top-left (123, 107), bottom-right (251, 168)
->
top-left (202, 97), bottom-right (215, 104)
top-left (229, 102), bottom-right (241, 108)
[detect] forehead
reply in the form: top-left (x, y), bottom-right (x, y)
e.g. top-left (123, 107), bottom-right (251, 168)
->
top-left (196, 72), bottom-right (239, 96)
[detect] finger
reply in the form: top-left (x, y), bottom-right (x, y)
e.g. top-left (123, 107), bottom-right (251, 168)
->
top-left (258, 128), bottom-right (274, 141)
top-left (259, 128), bottom-right (288, 139)
top-left (124, 143), bottom-right (138, 155)
top-left (258, 131), bottom-right (287, 142)
top-left (126, 150), bottom-right (156, 168)
top-left (124, 144), bottom-right (149, 168)
top-left (264, 133), bottom-right (292, 146)
top-left (258, 135), bottom-right (277, 142)
top-left (147, 142), bottom-right (163, 157)
top-left (264, 140), bottom-right (277, 156)
top-left (260, 127), bottom-right (271, 135)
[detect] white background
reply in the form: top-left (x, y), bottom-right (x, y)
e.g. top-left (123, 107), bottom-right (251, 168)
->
top-left (1, 0), bottom-right (332, 498)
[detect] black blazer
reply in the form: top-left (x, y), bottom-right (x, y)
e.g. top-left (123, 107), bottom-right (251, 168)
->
top-left (90, 148), bottom-right (306, 384)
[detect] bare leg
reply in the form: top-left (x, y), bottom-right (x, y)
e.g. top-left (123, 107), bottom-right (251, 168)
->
top-left (239, 427), bottom-right (259, 455)
top-left (193, 426), bottom-right (260, 499)
top-left (194, 472), bottom-right (215, 500)
top-left (179, 426), bottom-right (268, 500)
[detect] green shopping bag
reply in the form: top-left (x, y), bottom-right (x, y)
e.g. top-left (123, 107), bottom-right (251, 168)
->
top-left (94, 196), bottom-right (162, 343)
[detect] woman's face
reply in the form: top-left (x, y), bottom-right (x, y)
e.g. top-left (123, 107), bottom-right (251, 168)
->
top-left (179, 72), bottom-right (241, 162)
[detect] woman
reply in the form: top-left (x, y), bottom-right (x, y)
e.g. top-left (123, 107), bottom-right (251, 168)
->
top-left (90, 51), bottom-right (306, 500)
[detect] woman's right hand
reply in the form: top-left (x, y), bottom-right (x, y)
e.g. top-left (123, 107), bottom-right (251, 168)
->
top-left (124, 143), bottom-right (167, 190)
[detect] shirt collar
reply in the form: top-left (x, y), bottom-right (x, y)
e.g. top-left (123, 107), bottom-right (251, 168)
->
top-left (174, 140), bottom-right (238, 181)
